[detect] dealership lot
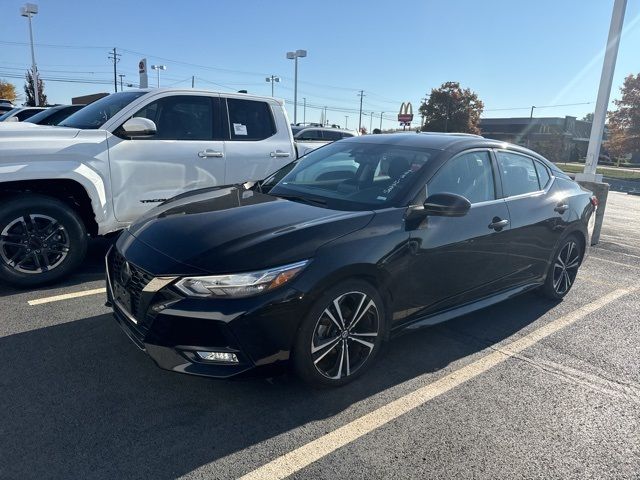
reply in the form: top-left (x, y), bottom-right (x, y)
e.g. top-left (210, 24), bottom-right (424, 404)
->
top-left (1, 192), bottom-right (639, 479)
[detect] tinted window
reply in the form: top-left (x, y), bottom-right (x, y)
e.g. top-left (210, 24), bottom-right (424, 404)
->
top-left (16, 109), bottom-right (44, 121)
top-left (428, 151), bottom-right (495, 204)
top-left (296, 129), bottom-right (322, 141)
top-left (270, 141), bottom-right (437, 210)
top-left (227, 98), bottom-right (276, 141)
top-left (0, 108), bottom-right (21, 121)
top-left (60, 91), bottom-right (146, 129)
top-left (26, 105), bottom-right (84, 125)
top-left (322, 130), bottom-right (342, 141)
top-left (497, 151), bottom-right (540, 197)
top-left (535, 160), bottom-right (551, 188)
top-left (342, 132), bottom-right (354, 138)
top-left (132, 95), bottom-right (215, 141)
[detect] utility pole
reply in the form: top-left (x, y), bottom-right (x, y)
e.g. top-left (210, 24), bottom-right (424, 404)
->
top-left (118, 74), bottom-right (125, 91)
top-left (357, 90), bottom-right (365, 132)
top-left (369, 112), bottom-right (373, 132)
top-left (323, 106), bottom-right (327, 125)
top-left (108, 47), bottom-right (121, 93)
top-left (345, 116), bottom-right (348, 129)
top-left (379, 112), bottom-right (384, 131)
top-left (303, 97), bottom-right (306, 124)
top-left (527, 105), bottom-right (536, 147)
top-left (192, 76), bottom-right (195, 88)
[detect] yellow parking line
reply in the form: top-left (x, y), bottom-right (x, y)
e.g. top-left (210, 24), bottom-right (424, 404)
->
top-left (238, 287), bottom-right (635, 480)
top-left (27, 287), bottom-right (107, 306)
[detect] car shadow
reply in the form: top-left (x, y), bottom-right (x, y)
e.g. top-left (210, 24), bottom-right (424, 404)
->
top-left (0, 292), bottom-right (557, 479)
top-left (0, 237), bottom-right (113, 297)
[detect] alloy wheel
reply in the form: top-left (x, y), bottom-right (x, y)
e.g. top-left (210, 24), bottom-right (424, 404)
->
top-left (311, 291), bottom-right (380, 380)
top-left (0, 214), bottom-right (70, 274)
top-left (552, 240), bottom-right (580, 296)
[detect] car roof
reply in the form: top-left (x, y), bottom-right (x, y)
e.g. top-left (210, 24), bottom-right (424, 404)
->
top-left (297, 126), bottom-right (355, 134)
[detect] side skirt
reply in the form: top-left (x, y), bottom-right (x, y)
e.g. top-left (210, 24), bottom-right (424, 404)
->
top-left (394, 283), bottom-right (542, 334)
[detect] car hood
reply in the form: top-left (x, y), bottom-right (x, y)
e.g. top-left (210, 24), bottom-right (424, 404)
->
top-left (126, 186), bottom-right (374, 275)
top-left (0, 125), bottom-right (82, 139)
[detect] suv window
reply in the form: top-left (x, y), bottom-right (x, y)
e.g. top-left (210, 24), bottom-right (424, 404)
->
top-left (496, 151), bottom-right (540, 197)
top-left (227, 98), bottom-right (276, 141)
top-left (428, 150), bottom-right (495, 204)
top-left (534, 160), bottom-right (551, 189)
top-left (132, 95), bottom-right (216, 141)
top-left (297, 129), bottom-right (322, 141)
top-left (16, 108), bottom-right (44, 121)
top-left (322, 130), bottom-right (342, 141)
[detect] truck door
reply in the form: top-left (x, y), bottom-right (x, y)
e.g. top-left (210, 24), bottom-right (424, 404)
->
top-left (222, 96), bottom-right (294, 183)
top-left (107, 93), bottom-right (226, 224)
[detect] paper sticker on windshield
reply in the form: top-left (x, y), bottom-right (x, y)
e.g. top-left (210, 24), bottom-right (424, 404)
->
top-left (233, 123), bottom-right (248, 135)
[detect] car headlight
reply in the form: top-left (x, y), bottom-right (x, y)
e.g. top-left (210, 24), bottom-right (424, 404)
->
top-left (174, 260), bottom-right (309, 298)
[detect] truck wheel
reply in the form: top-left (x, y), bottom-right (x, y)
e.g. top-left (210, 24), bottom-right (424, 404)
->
top-left (0, 194), bottom-right (88, 287)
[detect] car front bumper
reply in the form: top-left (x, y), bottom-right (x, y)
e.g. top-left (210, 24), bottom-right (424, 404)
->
top-left (105, 244), bottom-right (312, 379)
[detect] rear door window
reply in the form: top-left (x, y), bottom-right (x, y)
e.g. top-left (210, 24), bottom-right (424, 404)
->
top-left (297, 129), bottom-right (322, 141)
top-left (322, 130), bottom-right (342, 141)
top-left (534, 160), bottom-right (551, 189)
top-left (227, 98), bottom-right (276, 141)
top-left (496, 151), bottom-right (540, 197)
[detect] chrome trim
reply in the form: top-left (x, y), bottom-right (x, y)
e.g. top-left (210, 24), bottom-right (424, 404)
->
top-left (143, 276), bottom-right (178, 293)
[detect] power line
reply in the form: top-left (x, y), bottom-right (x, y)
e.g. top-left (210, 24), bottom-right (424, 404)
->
top-left (107, 48), bottom-right (121, 92)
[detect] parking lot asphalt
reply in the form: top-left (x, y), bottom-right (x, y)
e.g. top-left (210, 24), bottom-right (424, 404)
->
top-left (1, 192), bottom-right (639, 480)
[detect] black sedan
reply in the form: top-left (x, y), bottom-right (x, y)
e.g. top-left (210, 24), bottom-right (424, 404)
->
top-left (106, 133), bottom-right (596, 387)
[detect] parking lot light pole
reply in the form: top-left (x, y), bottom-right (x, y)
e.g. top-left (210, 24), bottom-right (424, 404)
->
top-left (151, 65), bottom-right (166, 88)
top-left (345, 116), bottom-right (348, 129)
top-left (286, 50), bottom-right (307, 124)
top-left (20, 3), bottom-right (39, 106)
top-left (265, 75), bottom-right (280, 97)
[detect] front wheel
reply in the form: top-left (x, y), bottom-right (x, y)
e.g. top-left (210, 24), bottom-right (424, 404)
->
top-left (539, 235), bottom-right (583, 300)
top-left (293, 280), bottom-right (386, 387)
top-left (0, 194), bottom-right (88, 288)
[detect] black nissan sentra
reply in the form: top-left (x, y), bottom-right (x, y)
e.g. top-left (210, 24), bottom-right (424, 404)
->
top-left (106, 133), bottom-right (596, 387)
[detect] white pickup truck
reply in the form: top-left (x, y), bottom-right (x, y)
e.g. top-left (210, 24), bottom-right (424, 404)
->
top-left (0, 89), bottom-right (296, 286)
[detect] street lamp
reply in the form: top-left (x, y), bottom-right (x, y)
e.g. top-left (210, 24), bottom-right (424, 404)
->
top-left (20, 3), bottom-right (39, 106)
top-left (286, 49), bottom-right (307, 124)
top-left (151, 65), bottom-right (166, 88)
top-left (265, 75), bottom-right (280, 97)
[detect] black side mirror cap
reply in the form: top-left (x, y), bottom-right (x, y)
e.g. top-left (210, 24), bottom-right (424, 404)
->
top-left (423, 193), bottom-right (471, 217)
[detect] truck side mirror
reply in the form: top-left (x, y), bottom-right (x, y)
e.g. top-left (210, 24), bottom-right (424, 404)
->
top-left (121, 117), bottom-right (157, 138)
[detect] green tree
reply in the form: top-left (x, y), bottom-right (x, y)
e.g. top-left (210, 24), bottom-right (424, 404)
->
top-left (0, 80), bottom-right (17, 103)
top-left (606, 73), bottom-right (640, 159)
top-left (582, 112), bottom-right (594, 122)
top-left (24, 68), bottom-right (47, 106)
top-left (419, 82), bottom-right (484, 134)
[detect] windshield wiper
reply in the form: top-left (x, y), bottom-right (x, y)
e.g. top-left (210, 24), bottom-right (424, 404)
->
top-left (274, 193), bottom-right (327, 207)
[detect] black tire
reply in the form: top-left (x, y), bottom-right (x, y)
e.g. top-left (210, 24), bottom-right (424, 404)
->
top-left (539, 234), bottom-right (584, 300)
top-left (0, 194), bottom-right (88, 288)
top-left (293, 279), bottom-right (387, 387)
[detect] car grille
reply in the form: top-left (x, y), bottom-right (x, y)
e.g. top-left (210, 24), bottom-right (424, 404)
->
top-left (109, 249), bottom-right (154, 321)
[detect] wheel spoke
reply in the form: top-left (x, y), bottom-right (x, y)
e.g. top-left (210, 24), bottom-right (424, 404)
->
top-left (43, 222), bottom-right (62, 241)
top-left (347, 293), bottom-right (367, 329)
top-left (350, 331), bottom-right (377, 337)
top-left (332, 342), bottom-right (345, 379)
top-left (564, 243), bottom-right (574, 264)
top-left (348, 300), bottom-right (375, 332)
top-left (333, 298), bottom-right (346, 329)
top-left (343, 340), bottom-right (350, 377)
top-left (323, 308), bottom-right (343, 331)
top-left (566, 257), bottom-right (580, 269)
top-left (350, 336), bottom-right (375, 350)
top-left (564, 270), bottom-right (572, 290)
top-left (312, 335), bottom-right (341, 354)
top-left (313, 338), bottom-right (341, 364)
top-left (553, 272), bottom-right (563, 290)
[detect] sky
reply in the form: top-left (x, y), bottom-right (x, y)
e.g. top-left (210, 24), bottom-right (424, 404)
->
top-left (1, 0), bottom-right (639, 130)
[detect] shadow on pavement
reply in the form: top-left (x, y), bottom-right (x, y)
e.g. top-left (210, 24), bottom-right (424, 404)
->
top-left (0, 292), bottom-right (556, 479)
top-left (0, 238), bottom-right (114, 298)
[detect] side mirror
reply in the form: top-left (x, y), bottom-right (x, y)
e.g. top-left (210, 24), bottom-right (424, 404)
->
top-left (423, 193), bottom-right (471, 217)
top-left (121, 117), bottom-right (157, 137)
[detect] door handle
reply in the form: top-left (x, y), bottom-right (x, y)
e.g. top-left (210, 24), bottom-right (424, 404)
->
top-left (270, 150), bottom-right (291, 158)
top-left (198, 149), bottom-right (224, 158)
top-left (488, 218), bottom-right (509, 231)
top-left (554, 203), bottom-right (569, 214)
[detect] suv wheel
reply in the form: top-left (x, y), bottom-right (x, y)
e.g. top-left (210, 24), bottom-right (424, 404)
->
top-left (0, 194), bottom-right (88, 287)
top-left (293, 280), bottom-right (386, 387)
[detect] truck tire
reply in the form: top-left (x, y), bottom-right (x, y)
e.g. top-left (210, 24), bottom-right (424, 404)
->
top-left (0, 194), bottom-right (88, 288)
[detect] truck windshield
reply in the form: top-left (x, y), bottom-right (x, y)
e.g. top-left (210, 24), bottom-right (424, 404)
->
top-left (59, 91), bottom-right (146, 129)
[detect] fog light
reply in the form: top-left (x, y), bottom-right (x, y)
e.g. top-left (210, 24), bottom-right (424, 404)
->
top-left (196, 351), bottom-right (239, 363)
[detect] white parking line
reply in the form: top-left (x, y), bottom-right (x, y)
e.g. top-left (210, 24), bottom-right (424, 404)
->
top-left (27, 287), bottom-right (107, 306)
top-left (238, 287), bottom-right (635, 480)
top-left (589, 256), bottom-right (640, 270)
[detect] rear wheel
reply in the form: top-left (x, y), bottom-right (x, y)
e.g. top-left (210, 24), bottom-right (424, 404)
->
top-left (0, 194), bottom-right (88, 287)
top-left (540, 235), bottom-right (583, 300)
top-left (293, 280), bottom-right (386, 387)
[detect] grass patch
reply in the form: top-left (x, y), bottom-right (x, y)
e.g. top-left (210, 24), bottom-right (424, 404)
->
top-left (557, 163), bottom-right (640, 181)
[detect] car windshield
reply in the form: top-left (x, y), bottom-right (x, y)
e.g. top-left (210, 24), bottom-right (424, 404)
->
top-left (269, 141), bottom-right (438, 210)
top-left (59, 91), bottom-right (146, 129)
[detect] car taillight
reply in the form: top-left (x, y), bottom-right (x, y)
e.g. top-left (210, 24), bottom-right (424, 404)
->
top-left (590, 196), bottom-right (599, 208)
